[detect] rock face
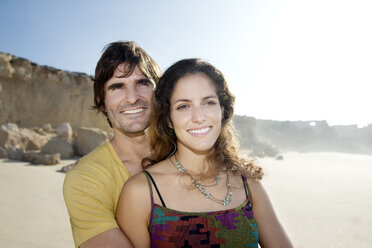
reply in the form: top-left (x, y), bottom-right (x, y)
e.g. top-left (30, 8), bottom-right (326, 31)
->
top-left (24, 151), bottom-right (60, 165)
top-left (0, 122), bottom-right (108, 165)
top-left (0, 122), bottom-right (109, 164)
top-left (0, 52), bottom-right (110, 133)
top-left (7, 146), bottom-right (25, 161)
top-left (41, 137), bottom-right (74, 159)
top-left (0, 125), bottom-right (51, 153)
top-left (55, 122), bottom-right (73, 140)
top-left (0, 147), bottom-right (6, 158)
top-left (74, 127), bottom-right (109, 156)
top-left (233, 116), bottom-right (372, 155)
top-left (233, 116), bottom-right (279, 157)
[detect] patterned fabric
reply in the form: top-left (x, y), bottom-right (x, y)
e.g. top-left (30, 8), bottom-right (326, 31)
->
top-left (144, 171), bottom-right (259, 248)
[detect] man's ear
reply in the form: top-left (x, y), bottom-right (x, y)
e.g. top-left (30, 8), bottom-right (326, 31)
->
top-left (100, 105), bottom-right (107, 113)
top-left (96, 97), bottom-right (106, 113)
top-left (96, 97), bottom-right (102, 108)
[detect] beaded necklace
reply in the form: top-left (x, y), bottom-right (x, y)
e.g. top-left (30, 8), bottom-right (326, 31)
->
top-left (170, 155), bottom-right (232, 206)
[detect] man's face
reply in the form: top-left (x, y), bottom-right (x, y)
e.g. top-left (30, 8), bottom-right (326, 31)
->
top-left (103, 63), bottom-right (154, 135)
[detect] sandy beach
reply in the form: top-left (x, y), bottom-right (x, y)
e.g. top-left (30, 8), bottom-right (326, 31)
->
top-left (1, 152), bottom-right (371, 248)
top-left (259, 152), bottom-right (372, 248)
top-left (0, 159), bottom-right (76, 248)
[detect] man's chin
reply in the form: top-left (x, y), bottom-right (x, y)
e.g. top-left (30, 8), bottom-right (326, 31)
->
top-left (122, 130), bottom-right (146, 138)
top-left (115, 123), bottom-right (149, 136)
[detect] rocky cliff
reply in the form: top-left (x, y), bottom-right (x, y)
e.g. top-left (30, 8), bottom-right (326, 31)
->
top-left (0, 52), bottom-right (110, 132)
top-left (234, 116), bottom-right (372, 154)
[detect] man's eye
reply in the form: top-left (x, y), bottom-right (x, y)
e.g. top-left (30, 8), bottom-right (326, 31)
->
top-left (108, 84), bottom-right (124, 91)
top-left (138, 80), bottom-right (153, 87)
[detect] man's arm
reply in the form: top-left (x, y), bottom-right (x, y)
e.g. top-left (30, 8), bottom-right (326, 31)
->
top-left (80, 228), bottom-right (133, 248)
top-left (63, 160), bottom-right (131, 248)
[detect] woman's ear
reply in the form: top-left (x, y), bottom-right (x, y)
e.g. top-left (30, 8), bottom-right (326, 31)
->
top-left (168, 120), bottom-right (174, 129)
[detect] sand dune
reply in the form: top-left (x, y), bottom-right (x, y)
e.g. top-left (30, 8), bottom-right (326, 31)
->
top-left (0, 152), bottom-right (371, 248)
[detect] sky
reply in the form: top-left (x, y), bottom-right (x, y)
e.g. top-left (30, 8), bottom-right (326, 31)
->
top-left (1, 0), bottom-right (371, 127)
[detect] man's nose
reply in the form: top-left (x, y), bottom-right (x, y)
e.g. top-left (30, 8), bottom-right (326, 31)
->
top-left (125, 86), bottom-right (140, 104)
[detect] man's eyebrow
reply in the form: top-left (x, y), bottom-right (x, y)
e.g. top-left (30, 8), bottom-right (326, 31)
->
top-left (137, 78), bottom-right (155, 87)
top-left (107, 83), bottom-right (124, 90)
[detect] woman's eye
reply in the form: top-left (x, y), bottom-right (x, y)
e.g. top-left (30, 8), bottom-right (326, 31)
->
top-left (176, 104), bottom-right (187, 110)
top-left (206, 101), bottom-right (217, 105)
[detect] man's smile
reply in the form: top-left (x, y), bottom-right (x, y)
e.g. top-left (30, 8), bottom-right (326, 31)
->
top-left (120, 107), bottom-right (146, 115)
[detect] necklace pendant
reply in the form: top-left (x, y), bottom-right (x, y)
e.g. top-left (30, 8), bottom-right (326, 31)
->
top-left (216, 175), bottom-right (221, 183)
top-left (223, 195), bottom-right (232, 206)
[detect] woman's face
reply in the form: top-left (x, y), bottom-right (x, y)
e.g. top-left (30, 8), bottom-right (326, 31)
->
top-left (169, 73), bottom-right (223, 154)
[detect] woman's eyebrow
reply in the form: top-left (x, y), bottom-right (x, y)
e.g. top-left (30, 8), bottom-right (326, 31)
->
top-left (173, 95), bottom-right (218, 104)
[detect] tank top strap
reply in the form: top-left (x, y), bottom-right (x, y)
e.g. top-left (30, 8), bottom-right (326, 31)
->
top-left (143, 170), bottom-right (167, 207)
top-left (241, 175), bottom-right (252, 200)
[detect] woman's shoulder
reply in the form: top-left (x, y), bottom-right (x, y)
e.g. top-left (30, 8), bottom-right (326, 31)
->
top-left (122, 171), bottom-right (149, 193)
top-left (125, 160), bottom-right (170, 188)
top-left (244, 177), bottom-right (264, 192)
top-left (120, 172), bottom-right (152, 209)
top-left (145, 159), bottom-right (172, 175)
top-left (243, 177), bottom-right (270, 207)
top-left (245, 177), bottom-right (262, 186)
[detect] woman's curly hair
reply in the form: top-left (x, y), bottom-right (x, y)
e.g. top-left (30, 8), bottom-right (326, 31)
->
top-left (145, 58), bottom-right (263, 180)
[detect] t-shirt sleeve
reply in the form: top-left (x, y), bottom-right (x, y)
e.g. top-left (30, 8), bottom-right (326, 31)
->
top-left (63, 165), bottom-right (119, 248)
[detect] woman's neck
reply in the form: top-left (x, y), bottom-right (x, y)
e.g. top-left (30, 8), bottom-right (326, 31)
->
top-left (174, 146), bottom-right (213, 175)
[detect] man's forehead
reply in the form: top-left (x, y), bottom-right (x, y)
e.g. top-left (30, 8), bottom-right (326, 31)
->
top-left (114, 63), bottom-right (141, 77)
top-left (105, 65), bottom-right (155, 87)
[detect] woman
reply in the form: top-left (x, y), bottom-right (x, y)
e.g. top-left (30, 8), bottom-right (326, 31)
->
top-left (116, 58), bottom-right (293, 247)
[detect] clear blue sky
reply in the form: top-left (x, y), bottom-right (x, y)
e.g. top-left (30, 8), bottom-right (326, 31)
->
top-left (1, 0), bottom-right (371, 127)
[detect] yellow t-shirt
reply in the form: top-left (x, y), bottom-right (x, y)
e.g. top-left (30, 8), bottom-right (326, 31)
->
top-left (63, 142), bottom-right (130, 248)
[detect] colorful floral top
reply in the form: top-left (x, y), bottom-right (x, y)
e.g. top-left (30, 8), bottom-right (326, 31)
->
top-left (143, 171), bottom-right (259, 248)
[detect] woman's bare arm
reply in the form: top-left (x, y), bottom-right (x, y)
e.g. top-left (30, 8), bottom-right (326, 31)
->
top-left (249, 180), bottom-right (293, 248)
top-left (116, 173), bottom-right (152, 248)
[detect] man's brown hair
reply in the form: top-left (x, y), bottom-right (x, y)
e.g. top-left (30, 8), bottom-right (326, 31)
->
top-left (92, 41), bottom-right (161, 122)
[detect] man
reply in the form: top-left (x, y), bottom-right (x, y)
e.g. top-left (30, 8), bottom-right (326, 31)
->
top-left (63, 41), bottom-right (161, 248)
